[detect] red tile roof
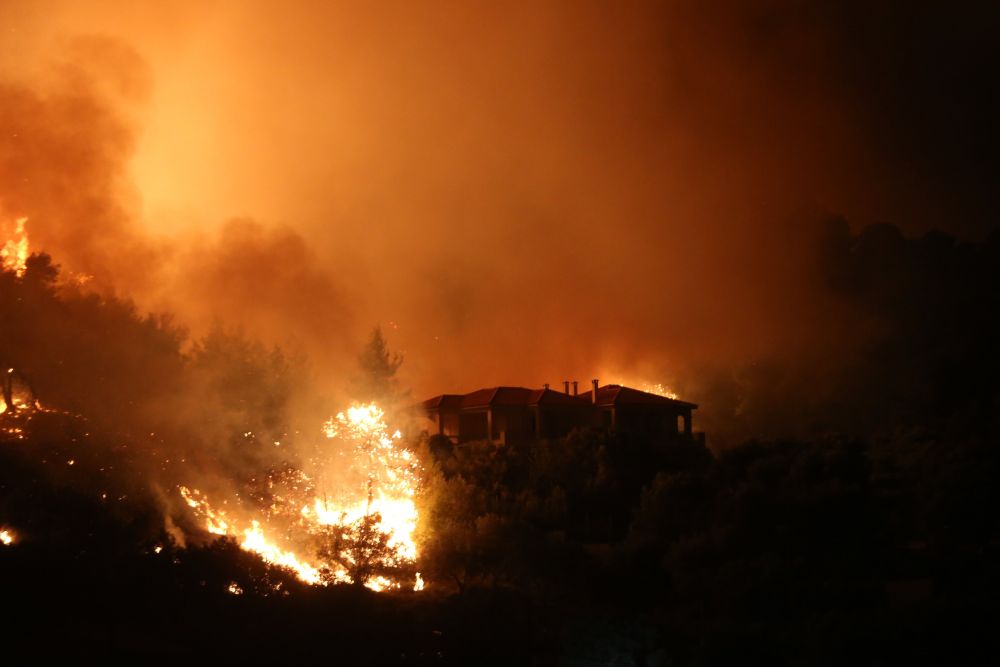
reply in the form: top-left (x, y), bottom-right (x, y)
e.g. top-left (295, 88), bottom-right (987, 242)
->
top-left (421, 386), bottom-right (593, 410)
top-left (420, 394), bottom-right (463, 410)
top-left (422, 385), bottom-right (697, 411)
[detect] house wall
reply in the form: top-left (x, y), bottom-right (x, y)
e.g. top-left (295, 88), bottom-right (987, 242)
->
top-left (614, 405), bottom-right (691, 440)
top-left (490, 406), bottom-right (536, 444)
top-left (430, 402), bottom-right (695, 444)
top-left (538, 405), bottom-right (595, 439)
top-left (458, 410), bottom-right (489, 442)
top-left (441, 411), bottom-right (461, 438)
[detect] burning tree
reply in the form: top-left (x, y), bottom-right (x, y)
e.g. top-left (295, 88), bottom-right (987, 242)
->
top-left (0, 216), bottom-right (29, 277)
top-left (314, 405), bottom-right (421, 578)
top-left (180, 403), bottom-right (422, 591)
top-left (317, 511), bottom-right (413, 588)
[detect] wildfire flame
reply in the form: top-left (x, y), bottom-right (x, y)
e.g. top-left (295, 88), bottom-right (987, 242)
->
top-left (0, 528), bottom-right (15, 546)
top-left (1, 217), bottom-right (29, 276)
top-left (180, 403), bottom-right (422, 592)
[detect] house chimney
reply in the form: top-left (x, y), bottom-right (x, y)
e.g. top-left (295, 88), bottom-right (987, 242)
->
top-left (563, 380), bottom-right (570, 394)
top-left (591, 379), bottom-right (599, 403)
top-left (572, 380), bottom-right (578, 396)
top-left (543, 383), bottom-right (549, 390)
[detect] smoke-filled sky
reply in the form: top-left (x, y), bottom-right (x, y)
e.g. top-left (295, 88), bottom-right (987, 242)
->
top-left (2, 0), bottom-right (998, 411)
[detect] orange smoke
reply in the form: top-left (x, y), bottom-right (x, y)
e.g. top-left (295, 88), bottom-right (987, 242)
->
top-left (2, 1), bottom-right (994, 446)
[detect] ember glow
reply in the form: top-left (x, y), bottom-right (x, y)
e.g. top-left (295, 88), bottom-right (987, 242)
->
top-left (180, 403), bottom-right (421, 591)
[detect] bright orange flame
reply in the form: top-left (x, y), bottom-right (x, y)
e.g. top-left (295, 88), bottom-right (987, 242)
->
top-left (241, 520), bottom-right (323, 584)
top-left (180, 486), bottom-right (324, 584)
top-left (179, 403), bottom-right (422, 591)
top-left (319, 404), bottom-right (419, 562)
top-left (0, 528), bottom-right (15, 546)
top-left (1, 217), bottom-right (29, 277)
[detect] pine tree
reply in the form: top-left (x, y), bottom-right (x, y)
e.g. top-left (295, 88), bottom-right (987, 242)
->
top-left (353, 325), bottom-right (404, 404)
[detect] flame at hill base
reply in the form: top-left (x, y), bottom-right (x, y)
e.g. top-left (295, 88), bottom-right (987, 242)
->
top-left (180, 403), bottom-right (422, 592)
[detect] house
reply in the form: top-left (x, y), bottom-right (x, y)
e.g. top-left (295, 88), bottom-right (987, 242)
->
top-left (420, 379), bottom-right (699, 445)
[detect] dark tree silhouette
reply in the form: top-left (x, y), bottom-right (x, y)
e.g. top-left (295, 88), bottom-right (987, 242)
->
top-left (352, 325), bottom-right (404, 405)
